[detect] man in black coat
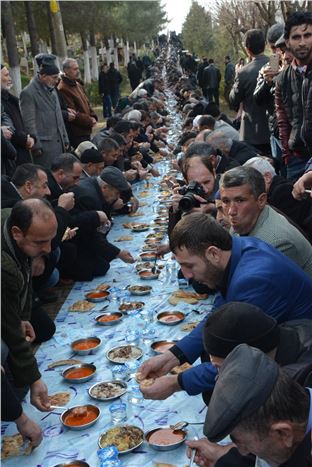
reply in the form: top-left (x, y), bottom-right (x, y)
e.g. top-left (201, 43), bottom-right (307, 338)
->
top-left (202, 59), bottom-right (221, 106)
top-left (68, 167), bottom-right (135, 281)
top-left (1, 65), bottom-right (35, 165)
top-left (206, 131), bottom-right (259, 165)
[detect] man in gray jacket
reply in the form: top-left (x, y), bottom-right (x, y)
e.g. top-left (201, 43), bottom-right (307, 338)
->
top-left (20, 54), bottom-right (69, 168)
top-left (229, 30), bottom-right (270, 154)
top-left (220, 166), bottom-right (312, 277)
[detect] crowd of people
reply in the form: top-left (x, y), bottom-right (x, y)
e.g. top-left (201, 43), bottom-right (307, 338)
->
top-left (1, 9), bottom-right (312, 467)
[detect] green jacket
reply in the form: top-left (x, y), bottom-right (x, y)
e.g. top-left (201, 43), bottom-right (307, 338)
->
top-left (1, 209), bottom-right (41, 386)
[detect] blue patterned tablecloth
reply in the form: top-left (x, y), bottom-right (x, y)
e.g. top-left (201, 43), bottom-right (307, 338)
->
top-left (3, 170), bottom-right (216, 467)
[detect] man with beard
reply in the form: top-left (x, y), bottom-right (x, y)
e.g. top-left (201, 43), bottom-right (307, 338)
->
top-left (275, 11), bottom-right (312, 180)
top-left (138, 213), bottom-right (312, 401)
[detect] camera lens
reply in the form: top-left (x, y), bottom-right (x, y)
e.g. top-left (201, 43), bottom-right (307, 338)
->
top-left (179, 193), bottom-right (200, 212)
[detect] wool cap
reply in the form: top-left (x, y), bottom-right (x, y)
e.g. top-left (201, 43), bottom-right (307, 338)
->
top-left (74, 141), bottom-right (98, 158)
top-left (80, 148), bottom-right (103, 164)
top-left (204, 343), bottom-right (279, 442)
top-left (203, 302), bottom-right (280, 358)
top-left (99, 166), bottom-right (129, 192)
top-left (35, 53), bottom-right (59, 75)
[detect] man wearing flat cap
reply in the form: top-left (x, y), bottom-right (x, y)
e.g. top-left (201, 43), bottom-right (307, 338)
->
top-left (20, 54), bottom-right (69, 169)
top-left (186, 344), bottom-right (312, 467)
top-left (68, 166), bottom-right (135, 280)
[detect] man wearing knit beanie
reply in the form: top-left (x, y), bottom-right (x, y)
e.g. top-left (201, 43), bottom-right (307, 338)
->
top-left (203, 302), bottom-right (312, 384)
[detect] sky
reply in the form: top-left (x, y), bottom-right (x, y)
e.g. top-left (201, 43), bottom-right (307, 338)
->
top-left (162, 0), bottom-right (193, 34)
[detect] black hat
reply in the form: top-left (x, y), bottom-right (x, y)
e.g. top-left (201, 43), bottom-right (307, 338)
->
top-left (203, 302), bottom-right (280, 358)
top-left (80, 148), bottom-right (103, 164)
top-left (204, 344), bottom-right (279, 442)
top-left (99, 166), bottom-right (129, 192)
top-left (35, 53), bottom-right (59, 75)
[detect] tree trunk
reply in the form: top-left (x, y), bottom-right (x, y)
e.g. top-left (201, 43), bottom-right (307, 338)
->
top-left (46, 2), bottom-right (57, 56)
top-left (89, 28), bottom-right (98, 81)
top-left (24, 1), bottom-right (40, 58)
top-left (80, 31), bottom-right (91, 84)
top-left (49, 1), bottom-right (67, 63)
top-left (2, 1), bottom-right (22, 96)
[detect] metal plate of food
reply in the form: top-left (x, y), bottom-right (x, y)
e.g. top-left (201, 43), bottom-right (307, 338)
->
top-left (60, 404), bottom-right (100, 431)
top-left (128, 285), bottom-right (152, 296)
top-left (131, 223), bottom-right (150, 232)
top-left (118, 302), bottom-right (144, 313)
top-left (156, 311), bottom-right (185, 325)
top-left (106, 345), bottom-right (143, 364)
top-left (139, 270), bottom-right (160, 280)
top-left (71, 337), bottom-right (101, 355)
top-left (95, 312), bottom-right (123, 326)
top-left (52, 461), bottom-right (90, 467)
top-left (139, 252), bottom-right (157, 261)
top-left (88, 380), bottom-right (127, 401)
top-left (62, 364), bottom-right (96, 383)
top-left (85, 290), bottom-right (110, 303)
top-left (145, 426), bottom-right (187, 451)
top-left (150, 340), bottom-right (176, 355)
top-left (98, 425), bottom-right (144, 454)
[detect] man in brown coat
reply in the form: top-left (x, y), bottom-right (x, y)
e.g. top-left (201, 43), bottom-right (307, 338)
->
top-left (58, 59), bottom-right (98, 149)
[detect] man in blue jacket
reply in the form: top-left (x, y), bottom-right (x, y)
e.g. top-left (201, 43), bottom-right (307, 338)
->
top-left (139, 213), bottom-right (312, 401)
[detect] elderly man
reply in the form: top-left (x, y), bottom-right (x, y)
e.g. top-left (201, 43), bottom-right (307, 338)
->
top-left (79, 148), bottom-right (105, 180)
top-left (220, 166), bottom-right (312, 276)
top-left (138, 213), bottom-right (312, 401)
top-left (20, 54), bottom-right (69, 168)
top-left (244, 156), bottom-right (312, 240)
top-left (206, 131), bottom-right (259, 165)
top-left (68, 166), bottom-right (135, 280)
top-left (187, 344), bottom-right (312, 467)
top-left (2, 199), bottom-right (57, 412)
top-left (58, 58), bottom-right (98, 148)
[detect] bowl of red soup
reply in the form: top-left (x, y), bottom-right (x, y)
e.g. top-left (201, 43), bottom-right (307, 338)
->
top-left (95, 312), bottom-right (123, 326)
top-left (71, 337), bottom-right (101, 355)
top-left (85, 291), bottom-right (110, 303)
top-left (62, 364), bottom-right (96, 383)
top-left (156, 311), bottom-right (185, 325)
top-left (145, 426), bottom-right (187, 451)
top-left (150, 341), bottom-right (176, 355)
top-left (61, 404), bottom-right (100, 430)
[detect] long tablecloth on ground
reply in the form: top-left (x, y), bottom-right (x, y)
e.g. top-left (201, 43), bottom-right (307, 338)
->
top-left (3, 168), bottom-right (218, 467)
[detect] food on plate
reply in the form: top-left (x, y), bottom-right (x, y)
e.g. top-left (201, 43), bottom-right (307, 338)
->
top-left (72, 338), bottom-right (100, 351)
top-left (157, 312), bottom-right (185, 324)
top-left (139, 270), bottom-right (159, 279)
top-left (99, 425), bottom-right (144, 452)
top-left (123, 222), bottom-right (135, 229)
top-left (108, 345), bottom-right (142, 363)
top-left (181, 322), bottom-right (200, 332)
top-left (168, 290), bottom-right (208, 305)
top-left (48, 391), bottom-right (70, 406)
top-left (119, 302), bottom-right (144, 312)
top-left (116, 235), bottom-right (133, 242)
top-left (148, 428), bottom-right (185, 446)
top-left (1, 434), bottom-right (32, 459)
top-left (140, 252), bottom-right (156, 260)
top-left (68, 300), bottom-right (95, 312)
top-left (95, 283), bottom-right (110, 292)
top-left (171, 363), bottom-right (192, 375)
top-left (63, 405), bottom-right (99, 427)
top-left (131, 223), bottom-right (150, 232)
top-left (151, 341), bottom-right (175, 353)
top-left (48, 359), bottom-right (81, 369)
top-left (128, 211), bottom-right (144, 217)
top-left (65, 367), bottom-right (94, 379)
top-left (128, 285), bottom-right (152, 295)
top-left (138, 191), bottom-right (150, 198)
top-left (97, 314), bottom-right (121, 323)
top-left (89, 381), bottom-right (126, 399)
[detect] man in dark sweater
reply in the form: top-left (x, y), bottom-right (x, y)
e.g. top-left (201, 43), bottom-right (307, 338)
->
top-left (2, 199), bottom-right (56, 413)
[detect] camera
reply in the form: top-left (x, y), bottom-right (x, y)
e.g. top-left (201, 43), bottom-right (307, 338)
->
top-left (178, 181), bottom-right (206, 212)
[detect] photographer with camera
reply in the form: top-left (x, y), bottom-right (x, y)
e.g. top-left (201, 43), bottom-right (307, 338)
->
top-left (168, 143), bottom-right (218, 236)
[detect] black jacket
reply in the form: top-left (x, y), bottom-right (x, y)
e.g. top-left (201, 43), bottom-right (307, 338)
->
top-left (1, 90), bottom-right (32, 165)
top-left (268, 175), bottom-right (312, 242)
top-left (228, 140), bottom-right (259, 165)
